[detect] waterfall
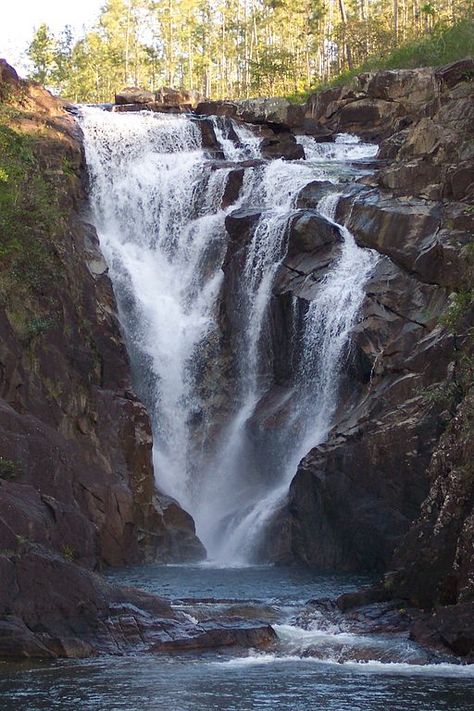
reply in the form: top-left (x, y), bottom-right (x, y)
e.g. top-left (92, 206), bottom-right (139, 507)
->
top-left (209, 116), bottom-right (262, 161)
top-left (80, 108), bottom-right (378, 564)
top-left (296, 133), bottom-right (379, 162)
top-left (212, 192), bottom-right (378, 563)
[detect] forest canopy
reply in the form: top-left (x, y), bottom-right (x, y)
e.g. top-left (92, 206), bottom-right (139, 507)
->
top-left (25, 0), bottom-right (474, 103)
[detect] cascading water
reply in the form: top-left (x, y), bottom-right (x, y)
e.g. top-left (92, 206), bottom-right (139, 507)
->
top-left (212, 192), bottom-right (378, 563)
top-left (209, 115), bottom-right (262, 160)
top-left (80, 109), bottom-right (378, 563)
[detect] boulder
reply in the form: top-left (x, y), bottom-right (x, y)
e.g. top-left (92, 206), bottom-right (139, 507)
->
top-left (335, 98), bottom-right (402, 136)
top-left (193, 117), bottom-right (221, 152)
top-left (295, 180), bottom-right (339, 209)
top-left (260, 133), bottom-right (304, 160)
top-left (410, 602), bottom-right (474, 659)
top-left (0, 58), bottom-right (19, 89)
top-left (345, 188), bottom-right (472, 290)
top-left (235, 97), bottom-right (305, 128)
top-left (156, 87), bottom-right (203, 107)
top-left (113, 102), bottom-right (192, 114)
top-left (359, 67), bottom-right (438, 107)
top-left (286, 210), bottom-right (341, 257)
top-left (435, 58), bottom-right (474, 88)
top-left (115, 86), bottom-right (154, 105)
top-left (225, 208), bottom-right (262, 254)
top-left (195, 100), bottom-right (238, 118)
top-left (222, 167), bottom-right (245, 209)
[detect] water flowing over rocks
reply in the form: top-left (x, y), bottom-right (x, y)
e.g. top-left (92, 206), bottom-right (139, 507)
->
top-left (0, 549), bottom-right (275, 658)
top-left (268, 59), bottom-right (473, 657)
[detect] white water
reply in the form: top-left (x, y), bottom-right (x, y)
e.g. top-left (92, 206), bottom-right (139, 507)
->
top-left (80, 109), bottom-right (377, 563)
top-left (209, 115), bottom-right (262, 160)
top-left (212, 191), bottom-right (378, 563)
top-left (297, 133), bottom-right (379, 162)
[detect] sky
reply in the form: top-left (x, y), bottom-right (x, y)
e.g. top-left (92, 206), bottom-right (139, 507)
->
top-left (1, 0), bottom-right (103, 75)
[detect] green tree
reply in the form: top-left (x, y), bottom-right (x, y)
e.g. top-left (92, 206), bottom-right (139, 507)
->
top-left (27, 23), bottom-right (56, 85)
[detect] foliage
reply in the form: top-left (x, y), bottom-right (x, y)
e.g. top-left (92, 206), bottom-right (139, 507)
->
top-left (318, 18), bottom-right (474, 92)
top-left (440, 289), bottom-right (474, 333)
top-left (26, 23), bottom-right (57, 85)
top-left (61, 544), bottom-right (76, 562)
top-left (0, 119), bottom-right (64, 303)
top-left (0, 457), bottom-right (20, 480)
top-left (24, 0), bottom-right (474, 101)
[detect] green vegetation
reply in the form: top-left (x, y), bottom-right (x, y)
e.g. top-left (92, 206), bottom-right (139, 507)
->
top-left (61, 544), bottom-right (76, 562)
top-left (321, 18), bottom-right (474, 90)
top-left (0, 457), bottom-right (20, 480)
top-left (441, 289), bottom-right (474, 333)
top-left (25, 0), bottom-right (473, 102)
top-left (424, 287), bottom-right (474, 415)
top-left (0, 118), bottom-right (65, 308)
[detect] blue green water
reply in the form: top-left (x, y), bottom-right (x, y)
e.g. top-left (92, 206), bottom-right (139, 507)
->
top-left (1, 565), bottom-right (473, 710)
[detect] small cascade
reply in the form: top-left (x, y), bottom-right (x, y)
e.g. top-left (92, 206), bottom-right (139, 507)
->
top-left (80, 108), bottom-right (378, 564)
top-left (297, 133), bottom-right (379, 163)
top-left (209, 115), bottom-right (262, 160)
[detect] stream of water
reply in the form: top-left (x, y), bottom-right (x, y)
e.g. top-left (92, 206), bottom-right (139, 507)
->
top-left (1, 565), bottom-right (473, 710)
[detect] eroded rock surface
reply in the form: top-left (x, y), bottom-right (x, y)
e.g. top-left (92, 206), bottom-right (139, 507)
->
top-left (0, 547), bottom-right (275, 658)
top-left (260, 61), bottom-right (473, 592)
top-left (0, 61), bottom-right (204, 657)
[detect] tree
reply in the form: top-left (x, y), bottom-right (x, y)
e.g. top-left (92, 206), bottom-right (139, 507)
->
top-left (24, 0), bottom-right (474, 102)
top-left (27, 24), bottom-right (56, 85)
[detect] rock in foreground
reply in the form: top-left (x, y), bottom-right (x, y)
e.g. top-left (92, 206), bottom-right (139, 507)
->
top-left (0, 547), bottom-right (276, 659)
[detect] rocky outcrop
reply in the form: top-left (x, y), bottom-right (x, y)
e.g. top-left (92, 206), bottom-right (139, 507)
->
top-left (115, 86), bottom-right (155, 105)
top-left (260, 132), bottom-right (304, 160)
top-left (0, 546), bottom-right (275, 658)
top-left (196, 97), bottom-right (304, 128)
top-left (304, 59), bottom-right (474, 143)
top-left (155, 86), bottom-right (202, 107)
top-left (389, 385), bottom-right (474, 609)
top-left (0, 62), bottom-right (205, 657)
top-left (114, 86), bottom-right (202, 113)
top-left (262, 60), bottom-right (473, 584)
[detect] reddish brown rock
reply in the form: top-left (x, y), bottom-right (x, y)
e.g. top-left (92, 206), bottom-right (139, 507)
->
top-left (0, 548), bottom-right (276, 659)
top-left (115, 86), bottom-right (154, 105)
top-left (0, 60), bottom-right (205, 658)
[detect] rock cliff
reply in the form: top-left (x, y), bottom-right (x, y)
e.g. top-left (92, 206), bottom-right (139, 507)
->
top-left (190, 65), bottom-right (472, 605)
top-left (1, 56), bottom-right (472, 660)
top-left (0, 60), bottom-right (206, 657)
top-left (267, 60), bottom-right (473, 655)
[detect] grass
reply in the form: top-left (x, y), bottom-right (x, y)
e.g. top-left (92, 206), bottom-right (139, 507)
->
top-left (0, 122), bottom-right (63, 294)
top-left (287, 19), bottom-right (474, 102)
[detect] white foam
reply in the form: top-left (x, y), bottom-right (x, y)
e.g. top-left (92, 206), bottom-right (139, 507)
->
top-left (212, 652), bottom-right (474, 678)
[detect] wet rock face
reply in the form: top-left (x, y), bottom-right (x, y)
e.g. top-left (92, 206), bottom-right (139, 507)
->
top-left (0, 64), bottom-right (203, 594)
top-left (264, 59), bottom-right (473, 579)
top-left (0, 548), bottom-right (275, 659)
top-left (260, 132), bottom-right (304, 160)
